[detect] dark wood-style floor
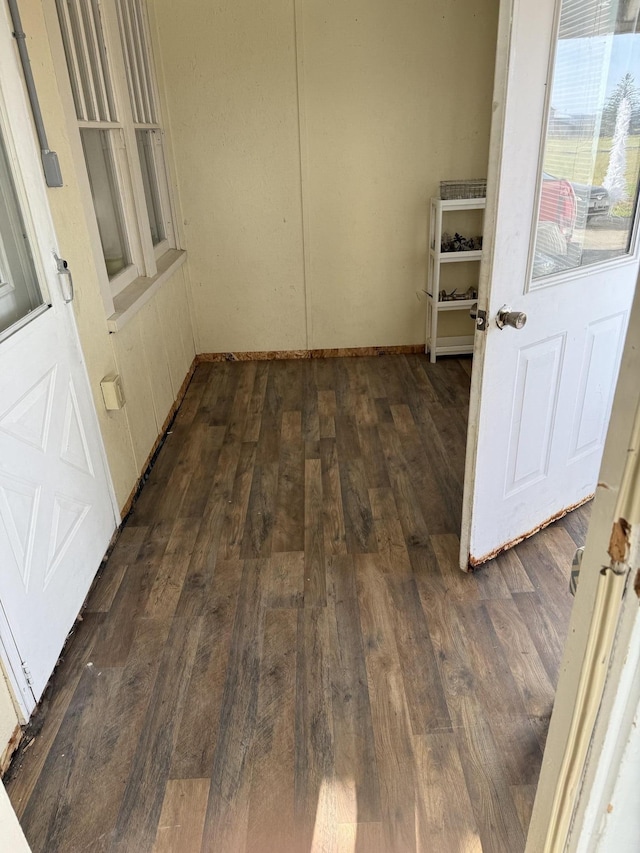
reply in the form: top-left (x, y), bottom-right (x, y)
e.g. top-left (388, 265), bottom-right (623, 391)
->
top-left (6, 355), bottom-right (589, 853)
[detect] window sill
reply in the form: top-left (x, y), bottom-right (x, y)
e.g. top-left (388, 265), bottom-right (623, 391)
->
top-left (106, 249), bottom-right (186, 332)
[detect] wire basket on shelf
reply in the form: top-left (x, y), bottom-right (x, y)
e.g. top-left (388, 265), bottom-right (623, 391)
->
top-left (440, 179), bottom-right (487, 200)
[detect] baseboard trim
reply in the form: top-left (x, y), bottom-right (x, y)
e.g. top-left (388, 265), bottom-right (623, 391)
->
top-left (197, 344), bottom-right (425, 363)
top-left (119, 356), bottom-right (198, 520)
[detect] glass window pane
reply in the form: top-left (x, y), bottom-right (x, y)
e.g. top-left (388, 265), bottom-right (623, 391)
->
top-left (0, 131), bottom-right (44, 338)
top-left (80, 128), bottom-right (130, 277)
top-left (532, 0), bottom-right (640, 282)
top-left (136, 129), bottom-right (164, 246)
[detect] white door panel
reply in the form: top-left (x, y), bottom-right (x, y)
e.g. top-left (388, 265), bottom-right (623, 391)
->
top-left (0, 308), bottom-right (114, 699)
top-left (0, 5), bottom-right (116, 712)
top-left (468, 275), bottom-right (631, 564)
top-left (568, 312), bottom-right (626, 462)
top-left (462, 0), bottom-right (638, 567)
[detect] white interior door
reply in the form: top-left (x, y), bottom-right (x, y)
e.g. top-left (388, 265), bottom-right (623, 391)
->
top-left (461, 0), bottom-right (640, 568)
top-left (0, 8), bottom-right (117, 712)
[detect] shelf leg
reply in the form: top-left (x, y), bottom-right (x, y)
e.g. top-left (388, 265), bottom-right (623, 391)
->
top-left (429, 299), bottom-right (438, 363)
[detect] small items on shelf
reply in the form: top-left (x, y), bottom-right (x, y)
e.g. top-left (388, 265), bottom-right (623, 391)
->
top-left (440, 179), bottom-right (487, 200)
top-left (441, 232), bottom-right (483, 253)
top-left (439, 287), bottom-right (478, 302)
top-left (426, 194), bottom-right (486, 362)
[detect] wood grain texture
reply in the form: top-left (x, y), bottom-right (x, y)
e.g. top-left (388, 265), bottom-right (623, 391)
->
top-left (153, 779), bottom-right (210, 853)
top-left (414, 732), bottom-right (481, 851)
top-left (245, 609), bottom-right (297, 853)
top-left (326, 556), bottom-right (381, 824)
top-left (6, 356), bottom-right (592, 853)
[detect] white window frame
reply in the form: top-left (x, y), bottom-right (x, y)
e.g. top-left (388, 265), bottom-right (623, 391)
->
top-left (46, 0), bottom-right (184, 330)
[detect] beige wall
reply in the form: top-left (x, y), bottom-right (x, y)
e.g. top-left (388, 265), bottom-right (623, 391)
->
top-left (153, 0), bottom-right (498, 351)
top-left (0, 781), bottom-right (30, 852)
top-left (152, 0), bottom-right (308, 353)
top-left (26, 0), bottom-right (196, 510)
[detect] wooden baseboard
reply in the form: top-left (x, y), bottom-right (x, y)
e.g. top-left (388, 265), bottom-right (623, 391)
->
top-left (197, 344), bottom-right (425, 363)
top-left (119, 357), bottom-right (198, 520)
top-left (1, 724), bottom-right (22, 777)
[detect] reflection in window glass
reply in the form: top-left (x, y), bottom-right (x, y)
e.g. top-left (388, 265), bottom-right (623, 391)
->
top-left (136, 130), bottom-right (165, 246)
top-left (0, 132), bottom-right (44, 337)
top-left (533, 0), bottom-right (640, 281)
top-left (80, 129), bottom-right (130, 278)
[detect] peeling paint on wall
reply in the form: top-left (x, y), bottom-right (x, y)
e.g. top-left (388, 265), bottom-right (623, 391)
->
top-left (608, 518), bottom-right (631, 564)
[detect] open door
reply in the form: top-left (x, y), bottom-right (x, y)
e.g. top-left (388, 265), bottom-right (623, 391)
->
top-left (461, 0), bottom-right (640, 569)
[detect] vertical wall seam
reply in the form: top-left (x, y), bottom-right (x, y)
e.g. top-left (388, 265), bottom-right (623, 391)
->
top-left (145, 1), bottom-right (201, 356)
top-left (293, 0), bottom-right (312, 349)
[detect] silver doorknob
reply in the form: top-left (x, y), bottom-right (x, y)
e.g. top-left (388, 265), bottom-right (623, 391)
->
top-left (496, 305), bottom-right (527, 330)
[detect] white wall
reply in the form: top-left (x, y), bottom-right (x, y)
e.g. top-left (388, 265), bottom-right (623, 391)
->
top-left (152, 0), bottom-right (499, 352)
top-left (596, 691), bottom-right (640, 850)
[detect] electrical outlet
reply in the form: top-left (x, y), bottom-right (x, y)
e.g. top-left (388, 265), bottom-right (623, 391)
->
top-left (100, 374), bottom-right (125, 410)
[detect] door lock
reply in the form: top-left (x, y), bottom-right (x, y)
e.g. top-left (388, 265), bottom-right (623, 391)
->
top-left (470, 302), bottom-right (487, 331)
top-left (496, 305), bottom-right (527, 330)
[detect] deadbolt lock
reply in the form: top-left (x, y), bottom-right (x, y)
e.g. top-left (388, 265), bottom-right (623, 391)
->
top-left (469, 302), bottom-right (487, 331)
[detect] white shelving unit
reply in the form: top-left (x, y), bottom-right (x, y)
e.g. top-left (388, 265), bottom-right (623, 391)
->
top-left (425, 196), bottom-right (485, 363)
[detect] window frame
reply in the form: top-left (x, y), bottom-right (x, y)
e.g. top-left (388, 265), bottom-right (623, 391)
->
top-left (49, 0), bottom-right (182, 327)
top-left (525, 0), bottom-right (640, 293)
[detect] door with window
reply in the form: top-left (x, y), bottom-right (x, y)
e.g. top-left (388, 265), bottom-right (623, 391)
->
top-left (461, 0), bottom-right (640, 568)
top-left (0, 6), bottom-right (116, 713)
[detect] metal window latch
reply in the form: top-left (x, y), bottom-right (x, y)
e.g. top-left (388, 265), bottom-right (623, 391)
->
top-left (469, 302), bottom-right (487, 331)
top-left (54, 252), bottom-right (74, 303)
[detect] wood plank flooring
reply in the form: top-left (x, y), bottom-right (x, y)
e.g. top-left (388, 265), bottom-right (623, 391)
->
top-left (5, 355), bottom-right (590, 853)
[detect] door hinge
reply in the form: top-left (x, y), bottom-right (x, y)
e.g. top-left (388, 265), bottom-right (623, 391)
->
top-left (21, 663), bottom-right (34, 687)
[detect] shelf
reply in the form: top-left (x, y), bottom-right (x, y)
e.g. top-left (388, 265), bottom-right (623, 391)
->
top-left (427, 194), bottom-right (485, 362)
top-left (431, 249), bottom-right (483, 263)
top-left (425, 295), bottom-right (476, 311)
top-left (426, 335), bottom-right (475, 357)
top-left (438, 197), bottom-right (486, 211)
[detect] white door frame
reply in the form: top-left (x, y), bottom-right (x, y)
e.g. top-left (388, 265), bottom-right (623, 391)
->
top-left (0, 604), bottom-right (32, 720)
top-left (527, 271), bottom-right (640, 850)
top-left (0, 3), bottom-right (119, 719)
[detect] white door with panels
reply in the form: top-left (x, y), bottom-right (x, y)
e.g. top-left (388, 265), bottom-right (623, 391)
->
top-left (0, 6), bottom-right (116, 712)
top-left (461, 0), bottom-right (640, 568)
